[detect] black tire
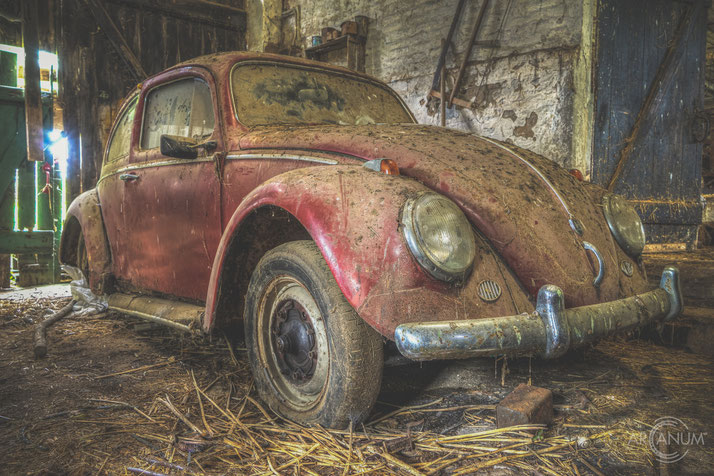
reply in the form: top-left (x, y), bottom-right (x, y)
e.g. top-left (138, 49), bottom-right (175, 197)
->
top-left (77, 231), bottom-right (89, 282)
top-left (244, 240), bottom-right (383, 429)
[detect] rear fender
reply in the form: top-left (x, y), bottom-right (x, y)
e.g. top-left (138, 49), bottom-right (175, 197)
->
top-left (204, 165), bottom-right (534, 337)
top-left (59, 189), bottom-right (112, 293)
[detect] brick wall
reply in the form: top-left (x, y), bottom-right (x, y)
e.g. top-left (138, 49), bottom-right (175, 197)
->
top-left (284, 0), bottom-right (583, 168)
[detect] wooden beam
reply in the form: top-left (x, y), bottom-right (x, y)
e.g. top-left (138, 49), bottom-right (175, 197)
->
top-left (21, 0), bottom-right (44, 163)
top-left (606, 4), bottom-right (697, 191)
top-left (164, 0), bottom-right (245, 16)
top-left (431, 0), bottom-right (466, 92)
top-left (449, 0), bottom-right (490, 108)
top-left (84, 0), bottom-right (147, 81)
top-left (0, 230), bottom-right (54, 254)
top-left (107, 0), bottom-right (246, 32)
top-left (429, 89), bottom-right (473, 109)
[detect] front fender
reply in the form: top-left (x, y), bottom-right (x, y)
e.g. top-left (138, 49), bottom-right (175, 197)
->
top-left (59, 189), bottom-right (112, 293)
top-left (204, 165), bottom-right (533, 338)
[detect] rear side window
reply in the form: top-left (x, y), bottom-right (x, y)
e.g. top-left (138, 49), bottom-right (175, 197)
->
top-left (106, 96), bottom-right (138, 162)
top-left (140, 78), bottom-right (215, 150)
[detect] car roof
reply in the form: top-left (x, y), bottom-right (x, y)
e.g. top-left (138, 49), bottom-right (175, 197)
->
top-left (160, 51), bottom-right (379, 84)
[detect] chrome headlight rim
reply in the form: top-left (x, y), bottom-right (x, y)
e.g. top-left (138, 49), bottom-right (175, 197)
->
top-left (602, 193), bottom-right (646, 258)
top-left (401, 192), bottom-right (476, 284)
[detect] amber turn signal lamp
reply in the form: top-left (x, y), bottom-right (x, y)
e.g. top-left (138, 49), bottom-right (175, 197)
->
top-left (363, 158), bottom-right (400, 176)
top-left (380, 159), bottom-right (400, 175)
top-left (569, 169), bottom-right (584, 181)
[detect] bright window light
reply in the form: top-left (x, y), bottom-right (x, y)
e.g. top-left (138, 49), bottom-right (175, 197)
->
top-left (48, 129), bottom-right (69, 175)
top-left (0, 44), bottom-right (59, 92)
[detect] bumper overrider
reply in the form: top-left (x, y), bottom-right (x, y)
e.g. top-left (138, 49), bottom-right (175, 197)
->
top-left (394, 267), bottom-right (682, 360)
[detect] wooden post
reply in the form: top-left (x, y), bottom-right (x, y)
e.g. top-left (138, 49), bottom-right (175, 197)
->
top-left (21, 0), bottom-right (45, 163)
top-left (0, 180), bottom-right (13, 288)
top-left (17, 160), bottom-right (37, 287)
top-left (52, 161), bottom-right (62, 282)
top-left (36, 160), bottom-right (55, 284)
top-left (17, 161), bottom-right (35, 231)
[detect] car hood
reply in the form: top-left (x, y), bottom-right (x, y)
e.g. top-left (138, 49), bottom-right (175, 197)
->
top-left (239, 123), bottom-right (648, 307)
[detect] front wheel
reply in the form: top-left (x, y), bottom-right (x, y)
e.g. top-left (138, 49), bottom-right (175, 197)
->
top-left (244, 241), bottom-right (383, 429)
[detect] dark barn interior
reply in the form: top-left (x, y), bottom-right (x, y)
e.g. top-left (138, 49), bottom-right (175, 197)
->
top-left (0, 0), bottom-right (713, 474)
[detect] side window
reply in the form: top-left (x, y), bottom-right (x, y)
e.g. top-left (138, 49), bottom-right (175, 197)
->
top-left (140, 78), bottom-right (215, 150)
top-left (106, 97), bottom-right (138, 162)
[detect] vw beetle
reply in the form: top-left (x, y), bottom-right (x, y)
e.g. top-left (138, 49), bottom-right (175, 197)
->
top-left (60, 52), bottom-right (682, 429)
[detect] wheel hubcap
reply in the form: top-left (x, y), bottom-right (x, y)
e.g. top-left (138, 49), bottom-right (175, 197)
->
top-left (272, 299), bottom-right (317, 383)
top-left (257, 277), bottom-right (329, 410)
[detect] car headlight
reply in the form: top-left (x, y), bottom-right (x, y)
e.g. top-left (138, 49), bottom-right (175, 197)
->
top-left (401, 193), bottom-right (476, 283)
top-left (602, 194), bottom-right (646, 258)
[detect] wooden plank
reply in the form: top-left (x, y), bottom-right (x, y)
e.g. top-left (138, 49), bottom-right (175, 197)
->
top-left (609, 0), bottom-right (647, 198)
top-left (677, 0), bottom-right (705, 201)
top-left (632, 199), bottom-right (703, 225)
top-left (0, 230), bottom-right (54, 254)
top-left (635, 1), bottom-right (667, 201)
top-left (448, 0), bottom-right (489, 107)
top-left (21, 0), bottom-right (44, 163)
top-left (430, 0), bottom-right (466, 92)
top-left (0, 87), bottom-right (27, 198)
top-left (0, 50), bottom-right (18, 87)
top-left (107, 0), bottom-right (245, 32)
top-left (606, 3), bottom-right (697, 191)
top-left (591, 0), bottom-right (615, 184)
top-left (428, 90), bottom-right (472, 109)
top-left (17, 161), bottom-right (35, 231)
top-left (84, 0), bottom-right (147, 81)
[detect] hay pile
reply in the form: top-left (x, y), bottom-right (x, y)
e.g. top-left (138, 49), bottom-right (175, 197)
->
top-left (2, 296), bottom-right (712, 475)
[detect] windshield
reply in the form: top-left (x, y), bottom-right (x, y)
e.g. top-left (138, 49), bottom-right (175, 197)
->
top-left (231, 62), bottom-right (414, 126)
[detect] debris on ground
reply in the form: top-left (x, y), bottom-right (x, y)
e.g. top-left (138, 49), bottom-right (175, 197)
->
top-left (496, 383), bottom-right (553, 428)
top-left (33, 299), bottom-right (76, 358)
top-left (1, 294), bottom-right (712, 474)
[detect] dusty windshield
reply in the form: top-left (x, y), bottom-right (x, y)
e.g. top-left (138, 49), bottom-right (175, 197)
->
top-left (232, 62), bottom-right (414, 126)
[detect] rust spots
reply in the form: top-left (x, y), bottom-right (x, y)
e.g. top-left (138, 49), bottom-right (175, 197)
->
top-left (513, 112), bottom-right (538, 140)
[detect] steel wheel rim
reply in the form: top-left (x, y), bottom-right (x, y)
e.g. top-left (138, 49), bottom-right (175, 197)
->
top-left (257, 276), bottom-right (329, 410)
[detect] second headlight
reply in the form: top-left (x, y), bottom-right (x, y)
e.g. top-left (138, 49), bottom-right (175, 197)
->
top-left (602, 193), bottom-right (646, 258)
top-left (401, 192), bottom-right (476, 283)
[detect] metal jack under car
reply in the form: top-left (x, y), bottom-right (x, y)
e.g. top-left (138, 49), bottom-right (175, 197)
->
top-left (60, 52), bottom-right (683, 429)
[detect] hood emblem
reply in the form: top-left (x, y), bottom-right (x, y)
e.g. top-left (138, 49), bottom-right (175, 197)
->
top-left (478, 280), bottom-right (502, 302)
top-left (620, 260), bottom-right (634, 277)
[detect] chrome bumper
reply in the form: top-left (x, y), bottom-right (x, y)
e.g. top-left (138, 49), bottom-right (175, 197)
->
top-left (394, 267), bottom-right (682, 360)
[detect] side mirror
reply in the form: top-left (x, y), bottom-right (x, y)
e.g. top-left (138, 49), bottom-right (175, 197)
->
top-left (160, 135), bottom-right (198, 160)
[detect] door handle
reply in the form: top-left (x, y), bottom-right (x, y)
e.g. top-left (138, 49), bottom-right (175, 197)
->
top-left (120, 173), bottom-right (139, 182)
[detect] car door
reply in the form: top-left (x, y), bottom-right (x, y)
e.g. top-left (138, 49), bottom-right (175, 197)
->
top-left (113, 69), bottom-right (223, 301)
top-left (97, 93), bottom-right (138, 286)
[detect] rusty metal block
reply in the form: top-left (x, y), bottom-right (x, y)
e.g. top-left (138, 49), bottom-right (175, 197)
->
top-left (496, 383), bottom-right (553, 428)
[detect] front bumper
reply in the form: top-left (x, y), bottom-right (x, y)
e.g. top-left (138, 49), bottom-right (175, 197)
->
top-left (394, 267), bottom-right (682, 360)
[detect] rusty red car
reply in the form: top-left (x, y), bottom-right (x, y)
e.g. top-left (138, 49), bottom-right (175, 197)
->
top-left (60, 52), bottom-right (682, 429)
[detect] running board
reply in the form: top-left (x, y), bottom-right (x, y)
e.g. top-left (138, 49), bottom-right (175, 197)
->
top-left (107, 293), bottom-right (204, 333)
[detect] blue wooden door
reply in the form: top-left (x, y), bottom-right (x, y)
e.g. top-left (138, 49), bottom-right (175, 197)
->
top-left (592, 0), bottom-right (707, 245)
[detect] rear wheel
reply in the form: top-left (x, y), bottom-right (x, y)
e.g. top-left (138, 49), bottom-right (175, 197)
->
top-left (76, 232), bottom-right (89, 282)
top-left (244, 241), bottom-right (383, 429)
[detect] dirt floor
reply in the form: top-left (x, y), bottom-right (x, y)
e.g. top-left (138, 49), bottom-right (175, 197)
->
top-left (1, 288), bottom-right (713, 475)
